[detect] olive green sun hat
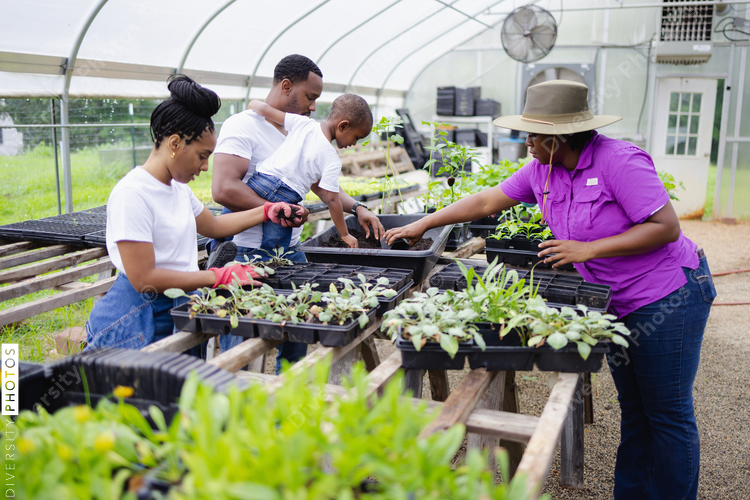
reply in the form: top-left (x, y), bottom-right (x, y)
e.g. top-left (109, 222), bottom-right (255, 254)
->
top-left (493, 80), bottom-right (622, 135)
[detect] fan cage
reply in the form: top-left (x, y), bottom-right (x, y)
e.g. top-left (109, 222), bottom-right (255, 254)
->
top-left (660, 0), bottom-right (714, 42)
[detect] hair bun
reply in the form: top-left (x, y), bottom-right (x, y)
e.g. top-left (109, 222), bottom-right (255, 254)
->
top-left (167, 75), bottom-right (220, 119)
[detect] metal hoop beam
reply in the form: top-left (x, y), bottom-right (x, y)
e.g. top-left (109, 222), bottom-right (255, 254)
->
top-left (316, 0), bottom-right (403, 65)
top-left (345, 0), bottom-right (459, 91)
top-left (60, 0), bottom-right (109, 214)
top-left (375, 0), bottom-right (508, 114)
top-left (244, 0), bottom-right (332, 103)
top-left (177, 0), bottom-right (238, 74)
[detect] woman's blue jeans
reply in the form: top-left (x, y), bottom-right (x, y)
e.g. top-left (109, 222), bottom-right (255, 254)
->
top-left (84, 274), bottom-right (205, 357)
top-left (608, 255), bottom-right (716, 500)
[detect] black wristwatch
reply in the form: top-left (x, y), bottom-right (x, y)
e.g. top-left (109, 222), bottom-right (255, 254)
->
top-left (350, 201), bottom-right (363, 215)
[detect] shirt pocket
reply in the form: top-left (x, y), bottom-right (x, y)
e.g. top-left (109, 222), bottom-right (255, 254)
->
top-left (571, 186), bottom-right (603, 232)
top-left (537, 190), bottom-right (565, 231)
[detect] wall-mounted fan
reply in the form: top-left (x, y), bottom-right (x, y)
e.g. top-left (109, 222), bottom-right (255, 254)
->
top-left (501, 5), bottom-right (558, 63)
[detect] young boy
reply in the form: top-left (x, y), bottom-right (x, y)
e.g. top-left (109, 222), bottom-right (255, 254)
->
top-left (247, 93), bottom-right (373, 251)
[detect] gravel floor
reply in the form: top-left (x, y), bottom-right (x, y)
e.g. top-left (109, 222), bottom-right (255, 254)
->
top-left (266, 220), bottom-right (750, 499)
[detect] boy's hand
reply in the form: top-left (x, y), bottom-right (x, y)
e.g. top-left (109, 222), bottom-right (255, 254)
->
top-left (342, 233), bottom-right (358, 249)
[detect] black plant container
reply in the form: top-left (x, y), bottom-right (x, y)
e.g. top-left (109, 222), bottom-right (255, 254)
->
top-left (397, 335), bottom-right (471, 370)
top-left (170, 302), bottom-right (200, 333)
top-left (485, 248), bottom-right (576, 271)
top-left (535, 341), bottom-right (610, 373)
top-left (298, 214), bottom-right (453, 283)
top-left (445, 222), bottom-right (471, 251)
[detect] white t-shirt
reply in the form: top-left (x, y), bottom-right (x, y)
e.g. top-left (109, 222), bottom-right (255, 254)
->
top-left (256, 113), bottom-right (341, 198)
top-left (214, 109), bottom-right (302, 249)
top-left (106, 167), bottom-right (204, 275)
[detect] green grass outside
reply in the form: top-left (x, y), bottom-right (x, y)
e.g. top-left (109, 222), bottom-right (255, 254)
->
top-left (1, 146), bottom-right (215, 362)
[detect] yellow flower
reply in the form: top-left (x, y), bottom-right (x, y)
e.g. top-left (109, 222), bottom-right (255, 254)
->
top-left (17, 438), bottom-right (35, 454)
top-left (112, 385), bottom-right (134, 399)
top-left (73, 405), bottom-right (92, 422)
top-left (94, 432), bottom-right (116, 453)
top-left (57, 443), bottom-right (73, 461)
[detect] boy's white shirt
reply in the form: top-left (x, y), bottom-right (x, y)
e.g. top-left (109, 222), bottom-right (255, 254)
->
top-left (256, 113), bottom-right (341, 198)
top-left (213, 109), bottom-right (303, 249)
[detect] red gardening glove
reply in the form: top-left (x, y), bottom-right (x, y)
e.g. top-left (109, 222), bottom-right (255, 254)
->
top-left (263, 202), bottom-right (303, 228)
top-left (209, 264), bottom-right (261, 288)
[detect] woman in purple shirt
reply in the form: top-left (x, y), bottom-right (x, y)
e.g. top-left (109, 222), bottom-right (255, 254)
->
top-left (386, 80), bottom-right (715, 499)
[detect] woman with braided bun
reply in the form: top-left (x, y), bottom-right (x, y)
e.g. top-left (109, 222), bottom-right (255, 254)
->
top-left (85, 75), bottom-right (301, 351)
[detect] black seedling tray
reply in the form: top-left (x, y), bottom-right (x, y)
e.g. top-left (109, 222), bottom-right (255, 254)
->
top-left (391, 183), bottom-right (420, 195)
top-left (34, 349), bottom-right (233, 419)
top-left (397, 335), bottom-right (471, 370)
top-left (254, 307), bottom-right (377, 346)
top-left (535, 341), bottom-right (610, 373)
top-left (467, 326), bottom-right (535, 370)
top-left (0, 219), bottom-right (103, 244)
top-left (486, 236), bottom-right (543, 252)
top-left (468, 224), bottom-right (497, 238)
top-left (171, 302), bottom-right (201, 333)
top-left (472, 215), bottom-right (502, 226)
top-left (302, 202), bottom-right (328, 213)
top-left (84, 229), bottom-right (107, 247)
top-left (445, 222), bottom-right (471, 251)
top-left (43, 212), bottom-right (108, 225)
top-left (486, 247), bottom-right (576, 271)
top-left (376, 279), bottom-right (413, 315)
top-left (362, 191), bottom-right (383, 201)
top-left (299, 214), bottom-right (453, 283)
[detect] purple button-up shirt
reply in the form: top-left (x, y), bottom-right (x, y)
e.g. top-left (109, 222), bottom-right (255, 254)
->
top-left (501, 132), bottom-right (699, 318)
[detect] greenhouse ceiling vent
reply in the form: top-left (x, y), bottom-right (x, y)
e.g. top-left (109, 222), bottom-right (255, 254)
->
top-left (655, 0), bottom-right (713, 65)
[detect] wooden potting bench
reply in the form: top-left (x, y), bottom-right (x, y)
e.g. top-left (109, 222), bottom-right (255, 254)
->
top-left (143, 237), bottom-right (592, 498)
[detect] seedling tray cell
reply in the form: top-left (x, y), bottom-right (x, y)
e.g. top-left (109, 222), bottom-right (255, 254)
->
top-left (397, 335), bottom-right (470, 370)
top-left (468, 224), bottom-right (498, 238)
top-left (468, 347), bottom-right (536, 371)
top-left (299, 214), bottom-right (453, 283)
top-left (535, 342), bottom-right (610, 373)
top-left (318, 308), bottom-right (377, 346)
top-left (171, 302), bottom-right (201, 333)
top-left (376, 279), bottom-right (413, 315)
top-left (445, 223), bottom-right (471, 251)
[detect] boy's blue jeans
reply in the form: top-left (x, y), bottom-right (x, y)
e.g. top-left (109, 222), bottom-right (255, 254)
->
top-left (608, 255), bottom-right (715, 500)
top-left (246, 172), bottom-right (302, 257)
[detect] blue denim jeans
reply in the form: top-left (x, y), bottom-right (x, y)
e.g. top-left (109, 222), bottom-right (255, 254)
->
top-left (247, 172), bottom-right (302, 257)
top-left (84, 274), bottom-right (205, 357)
top-left (607, 255), bottom-right (716, 500)
top-left (218, 245), bottom-right (308, 374)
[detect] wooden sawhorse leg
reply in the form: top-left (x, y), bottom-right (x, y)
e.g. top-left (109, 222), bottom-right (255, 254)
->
top-left (560, 373), bottom-right (585, 489)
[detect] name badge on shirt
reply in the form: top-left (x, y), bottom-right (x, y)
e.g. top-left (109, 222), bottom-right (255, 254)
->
top-left (586, 177), bottom-right (599, 186)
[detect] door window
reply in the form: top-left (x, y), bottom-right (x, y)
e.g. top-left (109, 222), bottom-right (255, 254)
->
top-left (666, 91), bottom-right (701, 156)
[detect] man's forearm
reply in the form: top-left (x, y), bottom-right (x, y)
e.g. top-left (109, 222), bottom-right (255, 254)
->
top-left (214, 179), bottom-right (267, 212)
top-left (339, 189), bottom-right (357, 212)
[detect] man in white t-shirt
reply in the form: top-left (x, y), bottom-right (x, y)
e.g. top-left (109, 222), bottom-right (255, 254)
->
top-left (211, 55), bottom-right (384, 371)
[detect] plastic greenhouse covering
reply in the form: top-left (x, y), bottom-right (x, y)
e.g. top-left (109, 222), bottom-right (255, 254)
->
top-left (0, 0), bottom-right (517, 100)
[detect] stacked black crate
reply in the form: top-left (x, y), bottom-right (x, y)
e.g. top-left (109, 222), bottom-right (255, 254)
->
top-left (436, 86), bottom-right (455, 116)
top-left (474, 99), bottom-right (501, 118)
top-left (454, 87), bottom-right (475, 116)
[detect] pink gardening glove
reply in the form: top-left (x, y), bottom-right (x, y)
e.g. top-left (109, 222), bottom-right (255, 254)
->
top-left (263, 202), bottom-right (303, 228)
top-left (209, 264), bottom-right (261, 288)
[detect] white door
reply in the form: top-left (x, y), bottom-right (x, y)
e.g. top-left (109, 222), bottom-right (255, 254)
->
top-left (651, 78), bottom-right (717, 218)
